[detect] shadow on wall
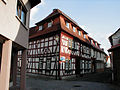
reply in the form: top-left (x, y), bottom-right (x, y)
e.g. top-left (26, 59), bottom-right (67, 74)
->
top-left (0, 43), bottom-right (2, 72)
top-left (14, 1), bottom-right (30, 50)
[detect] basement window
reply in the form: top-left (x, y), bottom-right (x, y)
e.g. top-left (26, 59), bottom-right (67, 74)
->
top-left (16, 0), bottom-right (27, 25)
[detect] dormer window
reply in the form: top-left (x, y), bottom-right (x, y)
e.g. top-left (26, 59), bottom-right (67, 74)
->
top-left (83, 34), bottom-right (86, 39)
top-left (78, 31), bottom-right (81, 36)
top-left (48, 21), bottom-right (52, 28)
top-left (39, 25), bottom-right (43, 30)
top-left (73, 26), bottom-right (76, 32)
top-left (66, 21), bottom-right (69, 29)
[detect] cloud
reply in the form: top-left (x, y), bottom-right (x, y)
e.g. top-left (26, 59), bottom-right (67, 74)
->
top-left (30, 6), bottom-right (39, 20)
top-left (30, 0), bottom-right (46, 20)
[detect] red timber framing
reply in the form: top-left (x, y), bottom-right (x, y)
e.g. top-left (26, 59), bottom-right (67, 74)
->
top-left (17, 9), bottom-right (107, 79)
top-left (59, 32), bottom-right (92, 78)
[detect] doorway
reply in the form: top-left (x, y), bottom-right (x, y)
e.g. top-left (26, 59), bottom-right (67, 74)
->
top-left (75, 57), bottom-right (80, 77)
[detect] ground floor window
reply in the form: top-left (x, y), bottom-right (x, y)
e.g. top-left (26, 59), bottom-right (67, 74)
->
top-left (46, 60), bottom-right (51, 70)
top-left (80, 60), bottom-right (92, 74)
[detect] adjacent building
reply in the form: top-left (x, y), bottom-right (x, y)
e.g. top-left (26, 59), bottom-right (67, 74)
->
top-left (108, 28), bottom-right (120, 84)
top-left (0, 0), bottom-right (40, 90)
top-left (18, 9), bottom-right (107, 80)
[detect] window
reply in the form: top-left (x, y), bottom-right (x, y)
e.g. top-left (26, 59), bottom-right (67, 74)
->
top-left (73, 26), bottom-right (76, 32)
top-left (48, 21), bottom-right (52, 28)
top-left (46, 60), bottom-right (50, 70)
top-left (66, 21), bottom-right (69, 28)
top-left (39, 61), bottom-right (43, 69)
top-left (72, 40), bottom-right (75, 48)
top-left (39, 25), bottom-right (43, 30)
top-left (68, 39), bottom-right (72, 48)
top-left (65, 60), bottom-right (71, 70)
top-left (83, 34), bottom-right (86, 39)
top-left (17, 0), bottom-right (27, 25)
top-left (78, 31), bottom-right (81, 36)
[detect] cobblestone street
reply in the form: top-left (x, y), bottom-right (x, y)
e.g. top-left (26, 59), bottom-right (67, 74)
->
top-left (26, 77), bottom-right (119, 90)
top-left (26, 70), bottom-right (120, 90)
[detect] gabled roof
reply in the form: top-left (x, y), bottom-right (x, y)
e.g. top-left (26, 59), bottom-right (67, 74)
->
top-left (35, 9), bottom-right (87, 34)
top-left (108, 28), bottom-right (120, 46)
top-left (30, 9), bottom-right (105, 53)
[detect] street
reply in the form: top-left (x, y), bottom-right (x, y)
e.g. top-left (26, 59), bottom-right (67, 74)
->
top-left (26, 70), bottom-right (120, 90)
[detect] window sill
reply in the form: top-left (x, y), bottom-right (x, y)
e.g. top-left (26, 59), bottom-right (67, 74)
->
top-left (15, 16), bottom-right (28, 31)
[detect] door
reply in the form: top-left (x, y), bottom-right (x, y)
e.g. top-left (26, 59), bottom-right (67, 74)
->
top-left (75, 57), bottom-right (80, 76)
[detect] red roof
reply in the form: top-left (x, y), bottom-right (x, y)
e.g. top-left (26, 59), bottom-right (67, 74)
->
top-left (29, 9), bottom-right (105, 54)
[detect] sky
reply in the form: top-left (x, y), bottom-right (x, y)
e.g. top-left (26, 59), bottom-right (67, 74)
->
top-left (30, 0), bottom-right (120, 55)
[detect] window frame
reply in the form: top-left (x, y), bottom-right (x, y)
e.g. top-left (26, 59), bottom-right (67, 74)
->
top-left (73, 26), bottom-right (76, 32)
top-left (78, 30), bottom-right (81, 36)
top-left (16, 0), bottom-right (27, 25)
top-left (39, 25), bottom-right (43, 31)
top-left (48, 21), bottom-right (53, 28)
top-left (83, 34), bottom-right (86, 39)
top-left (65, 21), bottom-right (69, 29)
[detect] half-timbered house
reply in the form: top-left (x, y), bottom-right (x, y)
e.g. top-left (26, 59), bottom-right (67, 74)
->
top-left (18, 9), bottom-right (107, 79)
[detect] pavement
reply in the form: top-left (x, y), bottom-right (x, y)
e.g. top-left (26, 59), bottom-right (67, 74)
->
top-left (10, 69), bottom-right (120, 90)
top-left (26, 77), bottom-right (120, 90)
top-left (26, 69), bottom-right (120, 90)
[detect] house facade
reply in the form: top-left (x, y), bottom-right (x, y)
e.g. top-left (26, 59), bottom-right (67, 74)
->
top-left (0, 0), bottom-right (40, 90)
top-left (108, 28), bottom-right (120, 84)
top-left (18, 9), bottom-right (107, 80)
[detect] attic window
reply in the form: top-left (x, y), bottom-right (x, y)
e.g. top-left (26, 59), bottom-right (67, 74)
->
top-left (73, 26), bottom-right (76, 32)
top-left (83, 34), bottom-right (86, 39)
top-left (39, 25), bottom-right (43, 30)
top-left (78, 31), bottom-right (81, 36)
top-left (48, 21), bottom-right (52, 28)
top-left (66, 21), bottom-right (69, 29)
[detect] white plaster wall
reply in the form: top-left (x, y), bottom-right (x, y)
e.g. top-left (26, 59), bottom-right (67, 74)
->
top-left (0, 0), bottom-right (31, 48)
